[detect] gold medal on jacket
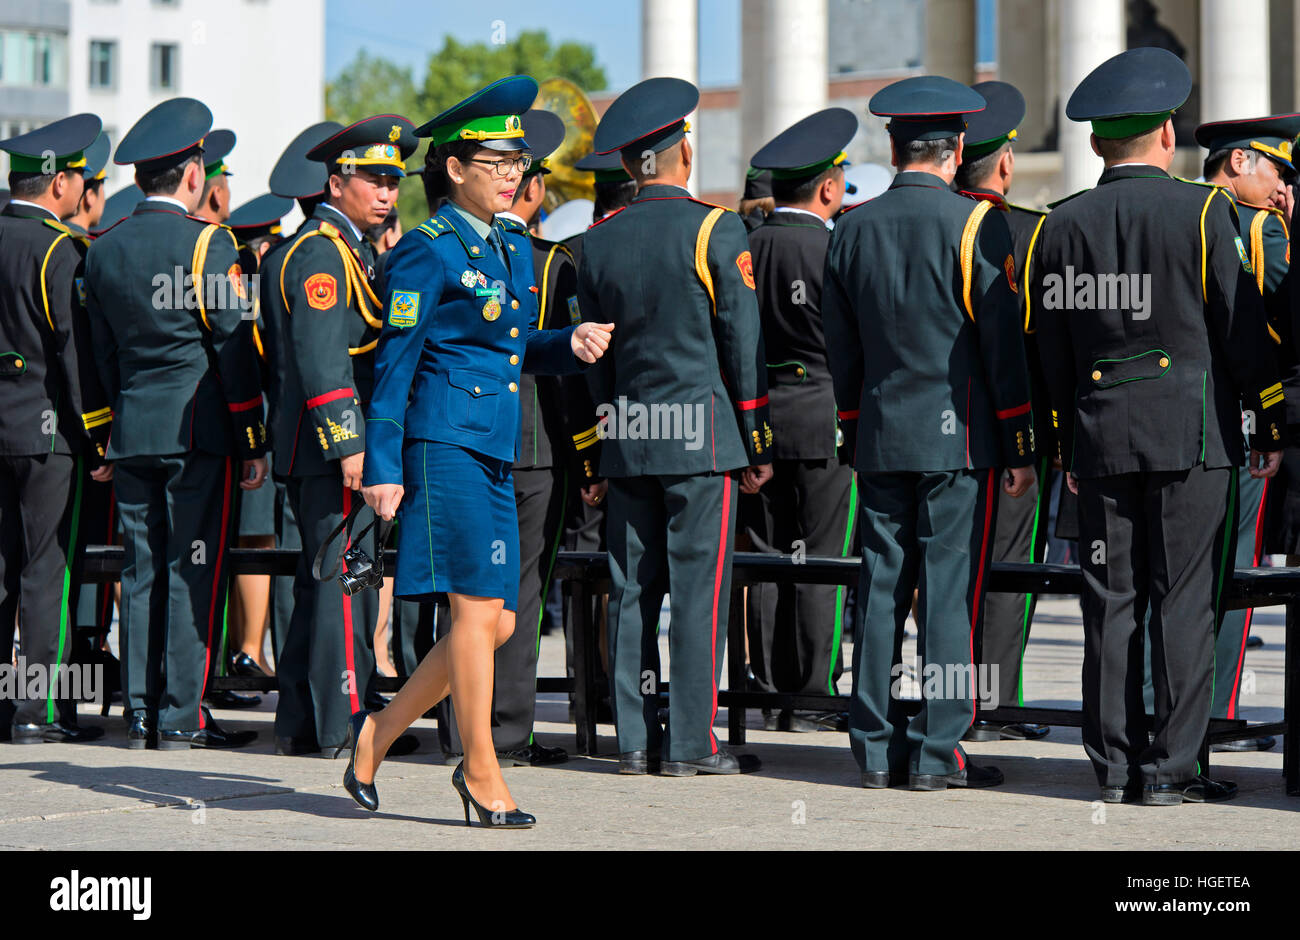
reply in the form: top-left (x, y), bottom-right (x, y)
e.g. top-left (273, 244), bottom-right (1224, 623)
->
top-left (482, 296), bottom-right (502, 321)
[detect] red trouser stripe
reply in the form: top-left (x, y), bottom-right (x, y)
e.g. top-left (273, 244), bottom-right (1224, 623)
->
top-left (1228, 479), bottom-right (1269, 718)
top-left (199, 458), bottom-right (233, 728)
top-left (708, 473), bottom-right (734, 754)
top-left (341, 486), bottom-right (360, 715)
top-left (958, 468), bottom-right (996, 770)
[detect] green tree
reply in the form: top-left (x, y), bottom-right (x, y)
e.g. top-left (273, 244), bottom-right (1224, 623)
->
top-left (325, 32), bottom-right (607, 233)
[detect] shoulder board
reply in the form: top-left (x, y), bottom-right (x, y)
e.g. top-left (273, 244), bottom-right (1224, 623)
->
top-left (41, 218), bottom-right (73, 237)
top-left (497, 216), bottom-right (528, 234)
top-left (1238, 200), bottom-right (1287, 223)
top-left (1173, 176), bottom-right (1219, 189)
top-left (1006, 201), bottom-right (1048, 217)
top-left (415, 216), bottom-right (449, 241)
top-left (318, 220), bottom-right (341, 239)
top-left (1046, 188), bottom-right (1091, 210)
top-left (185, 213), bottom-right (229, 228)
top-left (588, 206), bottom-right (627, 229)
top-left (687, 196), bottom-right (733, 213)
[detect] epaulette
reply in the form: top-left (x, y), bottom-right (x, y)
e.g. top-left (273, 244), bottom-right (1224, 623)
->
top-left (588, 206), bottom-right (627, 228)
top-left (415, 216), bottom-right (449, 241)
top-left (1173, 175), bottom-right (1219, 189)
top-left (1046, 188), bottom-right (1091, 210)
top-left (1007, 201), bottom-right (1048, 217)
top-left (497, 216), bottom-right (528, 234)
top-left (186, 213), bottom-right (230, 229)
top-left (687, 195), bottom-right (733, 213)
top-left (41, 218), bottom-right (72, 236)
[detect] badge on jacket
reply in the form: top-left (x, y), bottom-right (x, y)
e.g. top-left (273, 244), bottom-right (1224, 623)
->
top-left (305, 273), bottom-right (337, 310)
top-left (389, 290), bottom-right (419, 328)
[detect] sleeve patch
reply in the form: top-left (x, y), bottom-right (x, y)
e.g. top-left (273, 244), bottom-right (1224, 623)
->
top-left (735, 250), bottom-right (756, 289)
top-left (229, 263), bottom-right (246, 300)
top-left (1235, 236), bottom-right (1254, 273)
top-left (388, 290), bottom-right (420, 328)
top-left (1004, 254), bottom-right (1018, 293)
top-left (305, 272), bottom-right (337, 310)
top-left (567, 294), bottom-right (581, 325)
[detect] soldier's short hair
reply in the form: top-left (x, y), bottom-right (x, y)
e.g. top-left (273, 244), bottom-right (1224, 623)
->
top-left (771, 164), bottom-right (839, 205)
top-left (593, 179), bottom-right (637, 221)
top-left (897, 134), bottom-right (960, 169)
top-left (1092, 124), bottom-right (1162, 163)
top-left (953, 141), bottom-right (1010, 191)
top-left (1202, 147), bottom-right (1258, 181)
top-left (7, 171), bottom-right (54, 199)
top-left (624, 140), bottom-right (683, 186)
top-left (136, 152), bottom-right (202, 197)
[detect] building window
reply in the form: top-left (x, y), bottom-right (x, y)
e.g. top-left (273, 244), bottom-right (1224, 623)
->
top-left (0, 31), bottom-right (68, 89)
top-left (89, 40), bottom-right (115, 89)
top-left (150, 43), bottom-right (178, 90)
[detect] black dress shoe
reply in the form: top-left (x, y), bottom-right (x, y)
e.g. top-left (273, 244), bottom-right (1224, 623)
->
top-left (203, 689), bottom-right (262, 709)
top-left (660, 750), bottom-right (761, 776)
top-left (127, 712), bottom-right (157, 750)
top-left (451, 761), bottom-right (535, 828)
top-left (1142, 776), bottom-right (1238, 806)
top-left (497, 741), bottom-right (569, 766)
top-left (618, 750), bottom-right (661, 774)
top-left (861, 770), bottom-right (907, 788)
top-left (1101, 782), bottom-right (1142, 804)
top-left (1211, 735), bottom-right (1275, 752)
top-left (11, 720), bottom-right (105, 744)
top-left (275, 736), bottom-right (320, 755)
top-left (228, 652), bottom-right (267, 678)
top-left (1246, 634), bottom-right (1264, 649)
top-left (161, 711), bottom-right (257, 750)
top-left (964, 720), bottom-right (1050, 742)
top-left (342, 710), bottom-right (378, 812)
top-left (768, 709), bottom-right (848, 733)
top-left (909, 761), bottom-right (1004, 790)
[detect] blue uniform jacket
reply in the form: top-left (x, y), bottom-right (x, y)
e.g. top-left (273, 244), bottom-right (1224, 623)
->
top-left (363, 203), bottom-right (580, 486)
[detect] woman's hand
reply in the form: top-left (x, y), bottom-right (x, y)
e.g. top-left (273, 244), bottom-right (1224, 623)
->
top-left (572, 321), bottom-right (614, 363)
top-left (363, 483), bottom-right (404, 521)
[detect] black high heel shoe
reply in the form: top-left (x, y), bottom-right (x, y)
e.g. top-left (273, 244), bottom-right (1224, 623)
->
top-left (343, 710), bottom-right (379, 812)
top-left (451, 762), bottom-right (535, 828)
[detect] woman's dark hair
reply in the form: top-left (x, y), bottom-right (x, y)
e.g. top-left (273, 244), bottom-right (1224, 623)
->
top-left (421, 140), bottom-right (484, 214)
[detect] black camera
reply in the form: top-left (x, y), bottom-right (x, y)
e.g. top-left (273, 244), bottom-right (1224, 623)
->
top-left (339, 544), bottom-right (383, 596)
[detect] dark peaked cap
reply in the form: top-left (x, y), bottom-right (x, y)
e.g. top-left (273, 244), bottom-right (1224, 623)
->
top-left (592, 77), bottom-right (699, 157)
top-left (115, 97), bottom-right (212, 171)
top-left (1065, 47), bottom-right (1191, 139)
top-left (869, 76), bottom-right (985, 142)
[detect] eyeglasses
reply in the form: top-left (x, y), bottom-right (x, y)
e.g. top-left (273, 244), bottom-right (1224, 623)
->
top-left (468, 154), bottom-right (532, 177)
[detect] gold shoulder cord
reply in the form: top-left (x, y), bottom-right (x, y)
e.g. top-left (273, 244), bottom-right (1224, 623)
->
top-left (277, 227), bottom-right (385, 355)
top-left (959, 199), bottom-right (995, 321)
top-left (694, 207), bottom-right (726, 316)
top-left (1022, 214), bottom-right (1047, 334)
top-left (1248, 209), bottom-right (1284, 344)
top-left (39, 232), bottom-right (71, 331)
top-left (191, 223), bottom-right (220, 331)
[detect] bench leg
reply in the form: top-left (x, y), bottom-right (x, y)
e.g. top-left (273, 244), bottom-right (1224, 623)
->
top-left (572, 580), bottom-right (597, 757)
top-left (1287, 601), bottom-right (1298, 795)
top-left (727, 586), bottom-right (746, 746)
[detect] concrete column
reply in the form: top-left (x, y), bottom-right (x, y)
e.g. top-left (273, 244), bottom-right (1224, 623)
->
top-left (925, 0), bottom-right (976, 82)
top-left (643, 0), bottom-right (699, 191)
top-left (1059, 0), bottom-right (1125, 195)
top-left (739, 1), bottom-right (768, 169)
top-left (757, 0), bottom-right (828, 145)
top-left (1200, 0), bottom-right (1269, 123)
top-left (998, 0), bottom-right (1049, 150)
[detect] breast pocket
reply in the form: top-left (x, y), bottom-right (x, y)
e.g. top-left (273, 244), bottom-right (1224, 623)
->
top-left (445, 369), bottom-right (500, 435)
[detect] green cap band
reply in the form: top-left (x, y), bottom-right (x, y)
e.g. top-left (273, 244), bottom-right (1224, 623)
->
top-left (204, 161), bottom-right (228, 180)
top-left (1090, 111), bottom-right (1173, 140)
top-left (424, 113), bottom-right (524, 147)
top-left (963, 128), bottom-right (1017, 161)
top-left (7, 151), bottom-right (87, 174)
top-left (768, 151), bottom-right (848, 181)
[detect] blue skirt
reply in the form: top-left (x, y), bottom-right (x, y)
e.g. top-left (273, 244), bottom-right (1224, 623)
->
top-left (394, 439), bottom-right (520, 610)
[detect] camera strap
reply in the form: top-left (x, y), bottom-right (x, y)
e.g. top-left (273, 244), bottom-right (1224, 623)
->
top-left (312, 498), bottom-right (394, 583)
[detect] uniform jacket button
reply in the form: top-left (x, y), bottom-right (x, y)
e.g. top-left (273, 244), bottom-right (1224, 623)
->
top-left (473, 386), bottom-right (481, 394)
top-left (1092, 369), bottom-right (1102, 381)
top-left (1158, 356), bottom-right (1170, 368)
top-left (511, 300), bottom-right (519, 309)
top-left (510, 328), bottom-right (519, 337)
top-left (509, 382), bottom-right (518, 392)
top-left (510, 354), bottom-right (519, 365)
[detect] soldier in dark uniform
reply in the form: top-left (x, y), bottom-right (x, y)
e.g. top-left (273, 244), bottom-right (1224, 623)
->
top-left (953, 81), bottom-right (1053, 742)
top-left (738, 168), bottom-right (774, 233)
top-left (85, 98), bottom-right (266, 750)
top-left (194, 130), bottom-right (235, 225)
top-left (256, 122), bottom-right (343, 672)
top-left (1193, 116), bottom-right (1300, 752)
top-left (63, 131), bottom-right (110, 236)
top-left (578, 77), bottom-right (771, 776)
top-left (91, 184), bottom-right (143, 235)
top-left (741, 108), bottom-right (857, 733)
top-left (824, 76), bottom-right (1037, 791)
top-left (0, 114), bottom-right (111, 743)
top-left (434, 109), bottom-right (590, 766)
top-left (223, 192), bottom-right (294, 681)
top-left (1033, 49), bottom-right (1284, 805)
top-left (264, 115), bottom-right (416, 757)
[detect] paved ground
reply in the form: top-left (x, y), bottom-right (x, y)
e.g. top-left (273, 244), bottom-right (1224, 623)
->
top-left (1, 598), bottom-right (1294, 850)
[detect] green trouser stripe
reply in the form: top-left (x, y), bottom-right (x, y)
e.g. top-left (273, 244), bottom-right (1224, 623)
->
top-left (1209, 469), bottom-right (1238, 729)
top-left (1015, 457), bottom-right (1050, 706)
top-left (529, 468), bottom-right (569, 747)
top-left (424, 442), bottom-right (435, 592)
top-left (829, 473), bottom-right (859, 694)
top-left (50, 456), bottom-right (84, 723)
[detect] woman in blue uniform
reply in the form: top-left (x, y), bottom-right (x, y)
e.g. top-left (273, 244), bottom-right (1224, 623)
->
top-left (344, 76), bottom-right (613, 828)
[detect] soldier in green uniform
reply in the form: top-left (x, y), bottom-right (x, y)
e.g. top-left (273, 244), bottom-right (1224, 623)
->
top-left (265, 115), bottom-right (416, 757)
top-left (435, 109), bottom-right (593, 766)
top-left (823, 76), bottom-right (1037, 791)
top-left (1034, 49), bottom-right (1284, 805)
top-left (742, 108), bottom-right (857, 733)
top-left (0, 114), bottom-right (111, 743)
top-left (1194, 114), bottom-right (1300, 751)
top-left (953, 81), bottom-right (1053, 742)
top-left (579, 77), bottom-right (771, 776)
top-left (85, 97), bottom-right (266, 750)
top-left (194, 130), bottom-right (235, 225)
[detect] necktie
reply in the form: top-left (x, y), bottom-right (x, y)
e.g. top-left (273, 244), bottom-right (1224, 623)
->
top-left (487, 226), bottom-right (509, 273)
